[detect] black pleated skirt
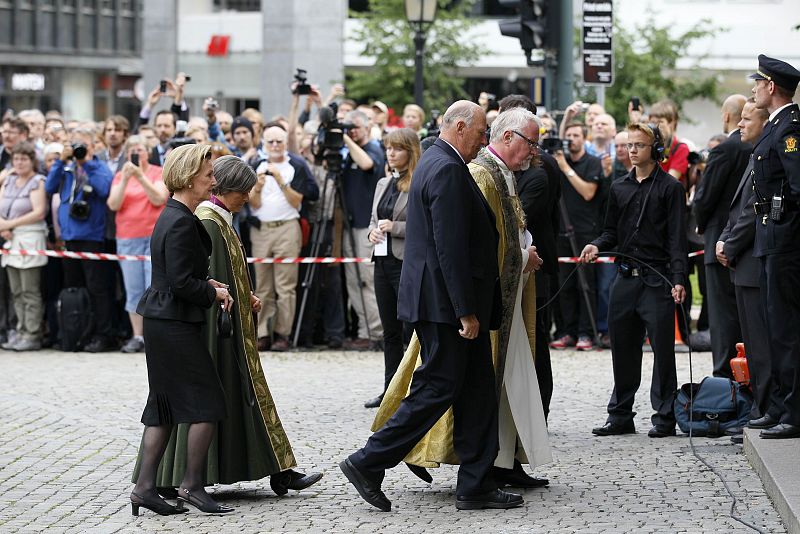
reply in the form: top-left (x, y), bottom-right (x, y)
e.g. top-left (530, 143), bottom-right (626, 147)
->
top-left (140, 317), bottom-right (227, 426)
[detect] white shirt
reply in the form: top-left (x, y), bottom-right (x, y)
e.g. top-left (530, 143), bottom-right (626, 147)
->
top-left (769, 102), bottom-right (794, 123)
top-left (252, 155), bottom-right (300, 222)
top-left (440, 138), bottom-right (466, 164)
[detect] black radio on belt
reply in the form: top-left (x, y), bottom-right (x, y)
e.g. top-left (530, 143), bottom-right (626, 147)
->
top-left (619, 262), bottom-right (634, 278)
top-left (771, 194), bottom-right (784, 221)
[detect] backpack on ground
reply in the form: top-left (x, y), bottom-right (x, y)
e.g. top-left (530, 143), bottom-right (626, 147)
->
top-left (674, 377), bottom-right (752, 437)
top-left (58, 287), bottom-right (93, 352)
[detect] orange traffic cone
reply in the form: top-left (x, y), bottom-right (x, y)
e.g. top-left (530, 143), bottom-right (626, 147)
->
top-left (674, 310), bottom-right (684, 345)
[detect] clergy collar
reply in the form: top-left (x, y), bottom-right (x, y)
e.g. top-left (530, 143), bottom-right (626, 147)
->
top-left (199, 199), bottom-right (233, 226)
top-left (486, 145), bottom-right (511, 172)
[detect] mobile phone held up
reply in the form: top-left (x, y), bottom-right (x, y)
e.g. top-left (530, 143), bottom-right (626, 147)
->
top-left (630, 96), bottom-right (641, 110)
top-left (130, 153), bottom-right (140, 166)
top-left (160, 80), bottom-right (167, 94)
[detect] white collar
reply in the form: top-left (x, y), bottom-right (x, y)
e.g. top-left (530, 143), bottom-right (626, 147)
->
top-left (198, 200), bottom-right (233, 227)
top-left (769, 102), bottom-right (794, 123)
top-left (440, 138), bottom-right (466, 164)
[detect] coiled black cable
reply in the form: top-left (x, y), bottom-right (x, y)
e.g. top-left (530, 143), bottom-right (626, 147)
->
top-left (537, 251), bottom-right (766, 533)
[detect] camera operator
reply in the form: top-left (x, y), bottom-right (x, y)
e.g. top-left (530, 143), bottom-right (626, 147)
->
top-left (581, 123), bottom-right (687, 439)
top-left (45, 128), bottom-right (116, 352)
top-left (551, 122), bottom-right (603, 351)
top-left (341, 110), bottom-right (386, 350)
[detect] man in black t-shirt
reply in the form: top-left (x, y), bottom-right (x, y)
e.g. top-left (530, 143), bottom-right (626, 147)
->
top-left (550, 122), bottom-right (603, 351)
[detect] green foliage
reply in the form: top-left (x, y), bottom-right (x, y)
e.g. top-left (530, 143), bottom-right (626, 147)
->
top-left (576, 17), bottom-right (723, 125)
top-left (345, 0), bottom-right (484, 113)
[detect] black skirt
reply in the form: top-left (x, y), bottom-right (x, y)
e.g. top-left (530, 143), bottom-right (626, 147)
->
top-left (140, 318), bottom-right (227, 426)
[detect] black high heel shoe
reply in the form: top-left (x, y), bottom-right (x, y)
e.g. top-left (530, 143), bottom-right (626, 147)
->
top-left (130, 491), bottom-right (186, 516)
top-left (176, 488), bottom-right (235, 514)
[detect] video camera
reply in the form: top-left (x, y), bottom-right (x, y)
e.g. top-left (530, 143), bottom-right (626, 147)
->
top-left (687, 149), bottom-right (709, 166)
top-left (293, 68), bottom-right (312, 96)
top-left (313, 104), bottom-right (354, 169)
top-left (540, 137), bottom-right (571, 155)
top-left (425, 109), bottom-right (441, 138)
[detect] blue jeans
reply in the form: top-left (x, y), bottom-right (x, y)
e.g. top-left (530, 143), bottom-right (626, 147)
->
top-left (117, 237), bottom-right (152, 313)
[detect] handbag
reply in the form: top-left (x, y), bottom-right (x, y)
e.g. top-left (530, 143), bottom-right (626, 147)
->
top-left (217, 304), bottom-right (233, 338)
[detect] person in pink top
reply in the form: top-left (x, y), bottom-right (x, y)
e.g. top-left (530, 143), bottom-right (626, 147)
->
top-left (107, 135), bottom-right (169, 353)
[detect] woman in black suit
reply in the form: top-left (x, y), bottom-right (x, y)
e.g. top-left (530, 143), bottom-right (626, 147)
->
top-left (130, 143), bottom-right (235, 516)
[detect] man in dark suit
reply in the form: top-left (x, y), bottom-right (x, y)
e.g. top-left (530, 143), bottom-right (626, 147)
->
top-left (340, 101), bottom-right (522, 511)
top-left (746, 55), bottom-right (800, 439)
top-left (498, 95), bottom-right (562, 421)
top-left (717, 98), bottom-right (772, 428)
top-left (692, 94), bottom-right (750, 378)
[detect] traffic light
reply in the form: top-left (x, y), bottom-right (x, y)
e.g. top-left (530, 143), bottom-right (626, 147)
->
top-left (498, 0), bottom-right (557, 65)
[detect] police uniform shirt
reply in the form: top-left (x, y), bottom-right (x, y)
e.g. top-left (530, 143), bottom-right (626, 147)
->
top-left (751, 102), bottom-right (800, 257)
top-left (591, 165), bottom-right (688, 286)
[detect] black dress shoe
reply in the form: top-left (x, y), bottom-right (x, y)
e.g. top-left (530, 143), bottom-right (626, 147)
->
top-left (760, 423), bottom-right (800, 439)
top-left (176, 488), bottom-right (234, 514)
top-left (730, 434), bottom-right (744, 444)
top-left (591, 421), bottom-right (635, 436)
top-left (493, 467), bottom-right (549, 489)
top-left (455, 489), bottom-right (524, 510)
top-left (364, 394), bottom-right (384, 409)
top-left (270, 469), bottom-right (324, 495)
top-left (339, 458), bottom-right (391, 512)
top-left (647, 426), bottom-right (676, 438)
top-left (84, 337), bottom-right (119, 353)
top-left (748, 413), bottom-right (779, 429)
top-left (405, 463), bottom-right (433, 483)
top-left (130, 491), bottom-right (186, 516)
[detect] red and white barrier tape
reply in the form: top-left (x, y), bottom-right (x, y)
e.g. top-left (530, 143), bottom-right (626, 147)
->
top-left (0, 248), bottom-right (704, 264)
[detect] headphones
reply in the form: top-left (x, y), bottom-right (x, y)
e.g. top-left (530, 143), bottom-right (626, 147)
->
top-left (647, 123), bottom-right (666, 162)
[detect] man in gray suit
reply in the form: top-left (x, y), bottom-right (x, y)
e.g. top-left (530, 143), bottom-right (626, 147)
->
top-left (716, 98), bottom-right (771, 425)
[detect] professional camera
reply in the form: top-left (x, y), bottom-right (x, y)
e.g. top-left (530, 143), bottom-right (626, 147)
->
top-left (68, 183), bottom-right (94, 221)
top-left (313, 105), bottom-right (354, 167)
top-left (167, 137), bottom-right (197, 150)
top-left (540, 137), bottom-right (571, 155)
top-left (71, 143), bottom-right (88, 160)
top-left (425, 109), bottom-right (441, 138)
top-left (293, 68), bottom-right (312, 96)
top-left (687, 149), bottom-right (709, 166)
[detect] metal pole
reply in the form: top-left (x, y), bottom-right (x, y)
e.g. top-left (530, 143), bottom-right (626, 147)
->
top-left (556, 0), bottom-right (574, 110)
top-left (413, 29), bottom-right (425, 108)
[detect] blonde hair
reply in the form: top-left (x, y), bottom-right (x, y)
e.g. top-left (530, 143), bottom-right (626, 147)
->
top-left (403, 104), bottom-right (426, 123)
top-left (384, 128), bottom-right (421, 193)
top-left (162, 144), bottom-right (212, 193)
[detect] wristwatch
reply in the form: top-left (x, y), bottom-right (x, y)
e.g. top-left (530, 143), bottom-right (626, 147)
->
top-left (567, 170), bottom-right (576, 178)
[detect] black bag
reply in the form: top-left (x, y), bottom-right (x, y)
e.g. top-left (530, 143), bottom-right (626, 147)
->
top-left (217, 305), bottom-right (232, 339)
top-left (57, 287), bottom-right (93, 351)
top-left (674, 377), bottom-right (752, 437)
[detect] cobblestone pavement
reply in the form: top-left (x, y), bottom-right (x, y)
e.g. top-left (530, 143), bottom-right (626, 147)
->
top-left (0, 346), bottom-right (784, 533)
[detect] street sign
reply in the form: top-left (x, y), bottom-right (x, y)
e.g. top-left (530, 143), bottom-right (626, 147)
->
top-left (582, 0), bottom-right (613, 86)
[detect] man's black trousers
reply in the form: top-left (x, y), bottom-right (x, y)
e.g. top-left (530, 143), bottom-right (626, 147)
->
top-left (606, 273), bottom-right (677, 428)
top-left (762, 251), bottom-right (800, 426)
top-left (735, 285), bottom-right (772, 419)
top-left (349, 320), bottom-right (498, 496)
top-left (705, 261), bottom-right (741, 379)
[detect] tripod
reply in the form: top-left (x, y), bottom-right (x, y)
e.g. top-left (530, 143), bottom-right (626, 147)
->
top-left (292, 153), bottom-right (373, 348)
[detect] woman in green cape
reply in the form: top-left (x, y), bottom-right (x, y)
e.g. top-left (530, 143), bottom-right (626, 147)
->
top-left (132, 155), bottom-right (321, 503)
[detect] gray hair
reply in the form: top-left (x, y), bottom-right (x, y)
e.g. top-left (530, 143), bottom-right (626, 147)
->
top-left (18, 109), bottom-right (45, 124)
top-left (345, 110), bottom-right (369, 128)
top-left (212, 155), bottom-right (257, 195)
top-left (440, 100), bottom-right (481, 131)
top-left (489, 108), bottom-right (541, 144)
top-left (124, 135), bottom-right (146, 152)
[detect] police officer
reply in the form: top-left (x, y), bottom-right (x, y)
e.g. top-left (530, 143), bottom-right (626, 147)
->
top-left (745, 54), bottom-right (800, 439)
top-left (580, 123), bottom-right (687, 439)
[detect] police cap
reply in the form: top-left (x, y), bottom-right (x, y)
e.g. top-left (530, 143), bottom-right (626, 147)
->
top-left (749, 54), bottom-right (800, 92)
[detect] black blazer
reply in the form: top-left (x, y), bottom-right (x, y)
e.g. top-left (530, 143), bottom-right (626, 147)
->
top-left (692, 130), bottom-right (752, 265)
top-left (752, 103), bottom-right (800, 256)
top-left (137, 198), bottom-right (216, 323)
top-left (517, 151), bottom-right (562, 278)
top-left (397, 138), bottom-right (500, 331)
top-left (720, 159), bottom-right (759, 287)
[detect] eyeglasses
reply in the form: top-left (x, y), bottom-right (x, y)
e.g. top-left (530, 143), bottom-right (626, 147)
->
top-left (625, 142), bottom-right (651, 151)
top-left (265, 139), bottom-right (284, 145)
top-left (512, 130), bottom-right (539, 151)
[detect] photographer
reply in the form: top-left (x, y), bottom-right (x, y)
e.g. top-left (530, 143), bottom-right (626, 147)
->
top-left (341, 110), bottom-right (385, 350)
top-left (45, 128), bottom-right (115, 352)
top-left (551, 122), bottom-right (603, 351)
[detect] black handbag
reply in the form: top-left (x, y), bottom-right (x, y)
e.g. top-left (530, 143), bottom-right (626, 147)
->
top-left (217, 304), bottom-right (233, 338)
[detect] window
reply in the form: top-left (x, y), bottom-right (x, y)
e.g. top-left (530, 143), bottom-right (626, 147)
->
top-left (213, 0), bottom-right (260, 11)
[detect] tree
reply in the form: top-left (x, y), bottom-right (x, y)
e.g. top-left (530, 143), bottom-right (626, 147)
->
top-left (576, 17), bottom-right (722, 125)
top-left (345, 0), bottom-right (485, 114)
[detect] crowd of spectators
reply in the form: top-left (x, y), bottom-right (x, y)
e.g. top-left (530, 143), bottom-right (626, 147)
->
top-left (0, 70), bottom-right (720, 355)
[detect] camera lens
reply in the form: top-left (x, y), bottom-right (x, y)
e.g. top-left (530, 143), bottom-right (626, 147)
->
top-left (72, 143), bottom-right (88, 160)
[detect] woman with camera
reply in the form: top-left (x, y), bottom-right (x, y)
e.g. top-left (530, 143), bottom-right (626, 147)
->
top-left (134, 155), bottom-right (322, 504)
top-left (130, 144), bottom-right (235, 516)
top-left (363, 128), bottom-right (419, 408)
top-left (107, 135), bottom-right (168, 353)
top-left (0, 142), bottom-right (48, 351)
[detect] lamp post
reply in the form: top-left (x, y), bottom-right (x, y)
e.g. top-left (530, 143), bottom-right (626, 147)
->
top-left (405, 0), bottom-right (437, 109)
